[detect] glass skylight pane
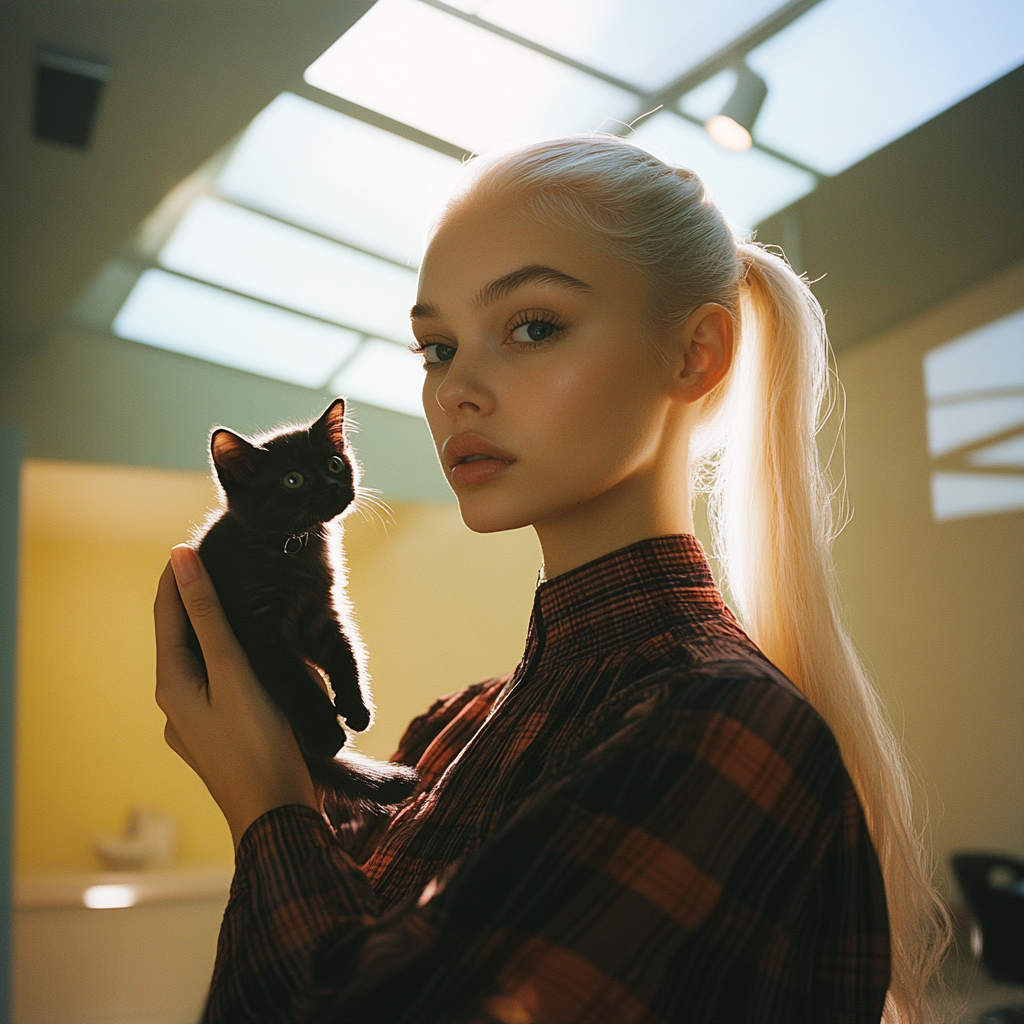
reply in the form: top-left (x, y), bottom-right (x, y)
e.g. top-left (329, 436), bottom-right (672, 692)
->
top-left (330, 338), bottom-right (425, 418)
top-left (218, 92), bottom-right (461, 266)
top-left (923, 308), bottom-right (1024, 402)
top-left (679, 70), bottom-right (739, 123)
top-left (631, 113), bottom-right (816, 233)
top-left (113, 270), bottom-right (360, 388)
top-left (304, 0), bottom-right (638, 154)
top-left (159, 197), bottom-right (417, 345)
top-left (747, 0), bottom-right (1024, 174)
top-left (445, 0), bottom-right (789, 93)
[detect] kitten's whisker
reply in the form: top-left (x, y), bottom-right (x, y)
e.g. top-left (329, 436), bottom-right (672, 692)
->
top-left (360, 495), bottom-right (394, 520)
top-left (361, 503), bottom-right (393, 533)
top-left (351, 491), bottom-right (393, 535)
top-left (355, 489), bottom-right (394, 519)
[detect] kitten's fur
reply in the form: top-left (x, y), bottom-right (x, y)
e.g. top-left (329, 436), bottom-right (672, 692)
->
top-left (186, 398), bottom-right (416, 808)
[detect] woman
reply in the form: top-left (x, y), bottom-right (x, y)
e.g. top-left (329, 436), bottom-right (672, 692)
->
top-left (154, 135), bottom-right (947, 1022)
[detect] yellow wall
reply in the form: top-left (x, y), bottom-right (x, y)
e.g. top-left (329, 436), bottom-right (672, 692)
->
top-left (15, 460), bottom-right (539, 872)
top-left (16, 463), bottom-right (231, 871)
top-left (832, 261), bottom-right (1024, 885)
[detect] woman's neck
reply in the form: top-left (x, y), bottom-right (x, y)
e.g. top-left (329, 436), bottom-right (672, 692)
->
top-left (534, 449), bottom-right (695, 581)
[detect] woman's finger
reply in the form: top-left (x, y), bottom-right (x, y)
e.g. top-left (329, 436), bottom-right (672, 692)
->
top-left (168, 545), bottom-right (245, 672)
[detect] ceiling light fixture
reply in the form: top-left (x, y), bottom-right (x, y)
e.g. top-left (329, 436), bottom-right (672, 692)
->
top-left (705, 63), bottom-right (768, 152)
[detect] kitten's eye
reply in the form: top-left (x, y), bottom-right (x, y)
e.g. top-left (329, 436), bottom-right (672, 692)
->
top-left (282, 471), bottom-right (304, 489)
top-left (327, 455), bottom-right (345, 474)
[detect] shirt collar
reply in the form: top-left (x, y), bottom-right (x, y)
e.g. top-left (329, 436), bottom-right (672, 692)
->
top-left (530, 534), bottom-right (730, 662)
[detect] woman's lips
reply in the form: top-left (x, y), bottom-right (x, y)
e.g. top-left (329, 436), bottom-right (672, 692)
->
top-left (443, 433), bottom-right (515, 487)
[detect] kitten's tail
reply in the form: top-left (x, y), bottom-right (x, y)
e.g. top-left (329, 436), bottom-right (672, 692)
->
top-left (306, 748), bottom-right (418, 808)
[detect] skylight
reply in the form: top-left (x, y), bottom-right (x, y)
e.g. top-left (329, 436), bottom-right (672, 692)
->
top-left (439, 0), bottom-right (792, 94)
top-left (159, 197), bottom-right (418, 345)
top-left (331, 338), bottom-right (425, 418)
top-left (218, 92), bottom-right (461, 266)
top-left (746, 0), bottom-right (1024, 174)
top-left (113, 270), bottom-right (362, 388)
top-left (105, 0), bottom-right (1022, 421)
top-left (304, 0), bottom-right (639, 152)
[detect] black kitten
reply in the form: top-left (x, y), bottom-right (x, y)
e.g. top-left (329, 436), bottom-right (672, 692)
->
top-left (186, 398), bottom-right (416, 808)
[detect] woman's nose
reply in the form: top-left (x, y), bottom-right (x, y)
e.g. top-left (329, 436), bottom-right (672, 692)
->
top-left (431, 349), bottom-right (495, 418)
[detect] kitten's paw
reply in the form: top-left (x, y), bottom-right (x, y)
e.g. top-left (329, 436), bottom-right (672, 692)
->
top-left (341, 704), bottom-right (371, 732)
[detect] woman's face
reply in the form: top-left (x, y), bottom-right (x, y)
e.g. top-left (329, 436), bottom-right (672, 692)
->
top-left (414, 195), bottom-right (685, 538)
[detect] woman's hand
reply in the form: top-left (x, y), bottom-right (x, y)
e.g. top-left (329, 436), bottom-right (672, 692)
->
top-left (154, 545), bottom-right (318, 849)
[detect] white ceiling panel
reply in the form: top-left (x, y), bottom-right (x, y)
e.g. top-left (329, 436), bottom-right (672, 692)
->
top-left (218, 92), bottom-right (461, 266)
top-left (442, 0), bottom-right (790, 93)
top-left (159, 196), bottom-right (418, 344)
top-left (304, 0), bottom-right (638, 153)
top-left (114, 270), bottom-right (361, 388)
top-left (331, 337), bottom-right (426, 417)
top-left (747, 0), bottom-right (1024, 174)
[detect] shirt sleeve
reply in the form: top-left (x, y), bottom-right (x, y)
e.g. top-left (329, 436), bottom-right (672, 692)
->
top-left (202, 669), bottom-right (890, 1024)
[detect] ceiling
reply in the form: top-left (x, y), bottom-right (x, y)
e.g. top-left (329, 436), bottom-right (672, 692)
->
top-left (0, 0), bottom-right (1021, 490)
top-left (0, 0), bottom-right (375, 341)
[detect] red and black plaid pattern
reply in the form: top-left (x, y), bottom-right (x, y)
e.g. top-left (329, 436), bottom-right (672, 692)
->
top-left (203, 535), bottom-right (890, 1023)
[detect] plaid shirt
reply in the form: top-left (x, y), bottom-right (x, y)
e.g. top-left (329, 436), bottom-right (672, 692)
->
top-left (204, 535), bottom-right (890, 1023)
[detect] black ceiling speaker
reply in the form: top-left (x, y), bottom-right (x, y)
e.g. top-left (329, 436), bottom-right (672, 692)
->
top-left (34, 51), bottom-right (111, 149)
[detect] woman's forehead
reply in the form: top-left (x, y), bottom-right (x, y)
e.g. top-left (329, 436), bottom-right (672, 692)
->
top-left (417, 199), bottom-right (636, 308)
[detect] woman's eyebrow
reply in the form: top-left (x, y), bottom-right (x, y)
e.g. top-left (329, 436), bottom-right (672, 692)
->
top-left (410, 301), bottom-right (439, 321)
top-left (410, 264), bottom-right (592, 322)
top-left (475, 264), bottom-right (593, 307)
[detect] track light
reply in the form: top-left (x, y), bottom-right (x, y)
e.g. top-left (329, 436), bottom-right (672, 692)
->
top-left (705, 64), bottom-right (767, 153)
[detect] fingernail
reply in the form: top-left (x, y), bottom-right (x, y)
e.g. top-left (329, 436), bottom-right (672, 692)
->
top-left (170, 545), bottom-right (201, 586)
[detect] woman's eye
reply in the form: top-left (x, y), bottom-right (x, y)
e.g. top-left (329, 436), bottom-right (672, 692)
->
top-left (327, 456), bottom-right (345, 474)
top-left (282, 471), bottom-right (304, 489)
top-left (511, 321), bottom-right (557, 344)
top-left (422, 342), bottom-right (456, 365)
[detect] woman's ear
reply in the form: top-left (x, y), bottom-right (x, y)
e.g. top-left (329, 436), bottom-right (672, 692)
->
top-left (669, 303), bottom-right (734, 402)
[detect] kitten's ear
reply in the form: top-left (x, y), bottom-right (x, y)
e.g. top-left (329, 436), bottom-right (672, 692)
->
top-left (312, 398), bottom-right (348, 452)
top-left (210, 429), bottom-right (260, 481)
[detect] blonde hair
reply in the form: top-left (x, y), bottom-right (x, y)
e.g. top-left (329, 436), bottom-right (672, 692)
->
top-left (446, 134), bottom-right (949, 1022)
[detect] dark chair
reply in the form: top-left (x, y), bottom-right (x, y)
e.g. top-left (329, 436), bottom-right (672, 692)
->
top-left (951, 853), bottom-right (1024, 1024)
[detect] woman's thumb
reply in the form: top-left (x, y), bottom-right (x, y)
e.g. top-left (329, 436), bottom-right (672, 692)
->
top-left (169, 545), bottom-right (235, 662)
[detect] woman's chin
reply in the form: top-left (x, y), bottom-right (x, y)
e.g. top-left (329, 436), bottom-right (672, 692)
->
top-left (455, 496), bottom-right (534, 535)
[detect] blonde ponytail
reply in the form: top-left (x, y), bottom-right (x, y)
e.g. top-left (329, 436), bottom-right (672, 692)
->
top-left (705, 242), bottom-right (949, 1023)
top-left (449, 134), bottom-right (950, 1023)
